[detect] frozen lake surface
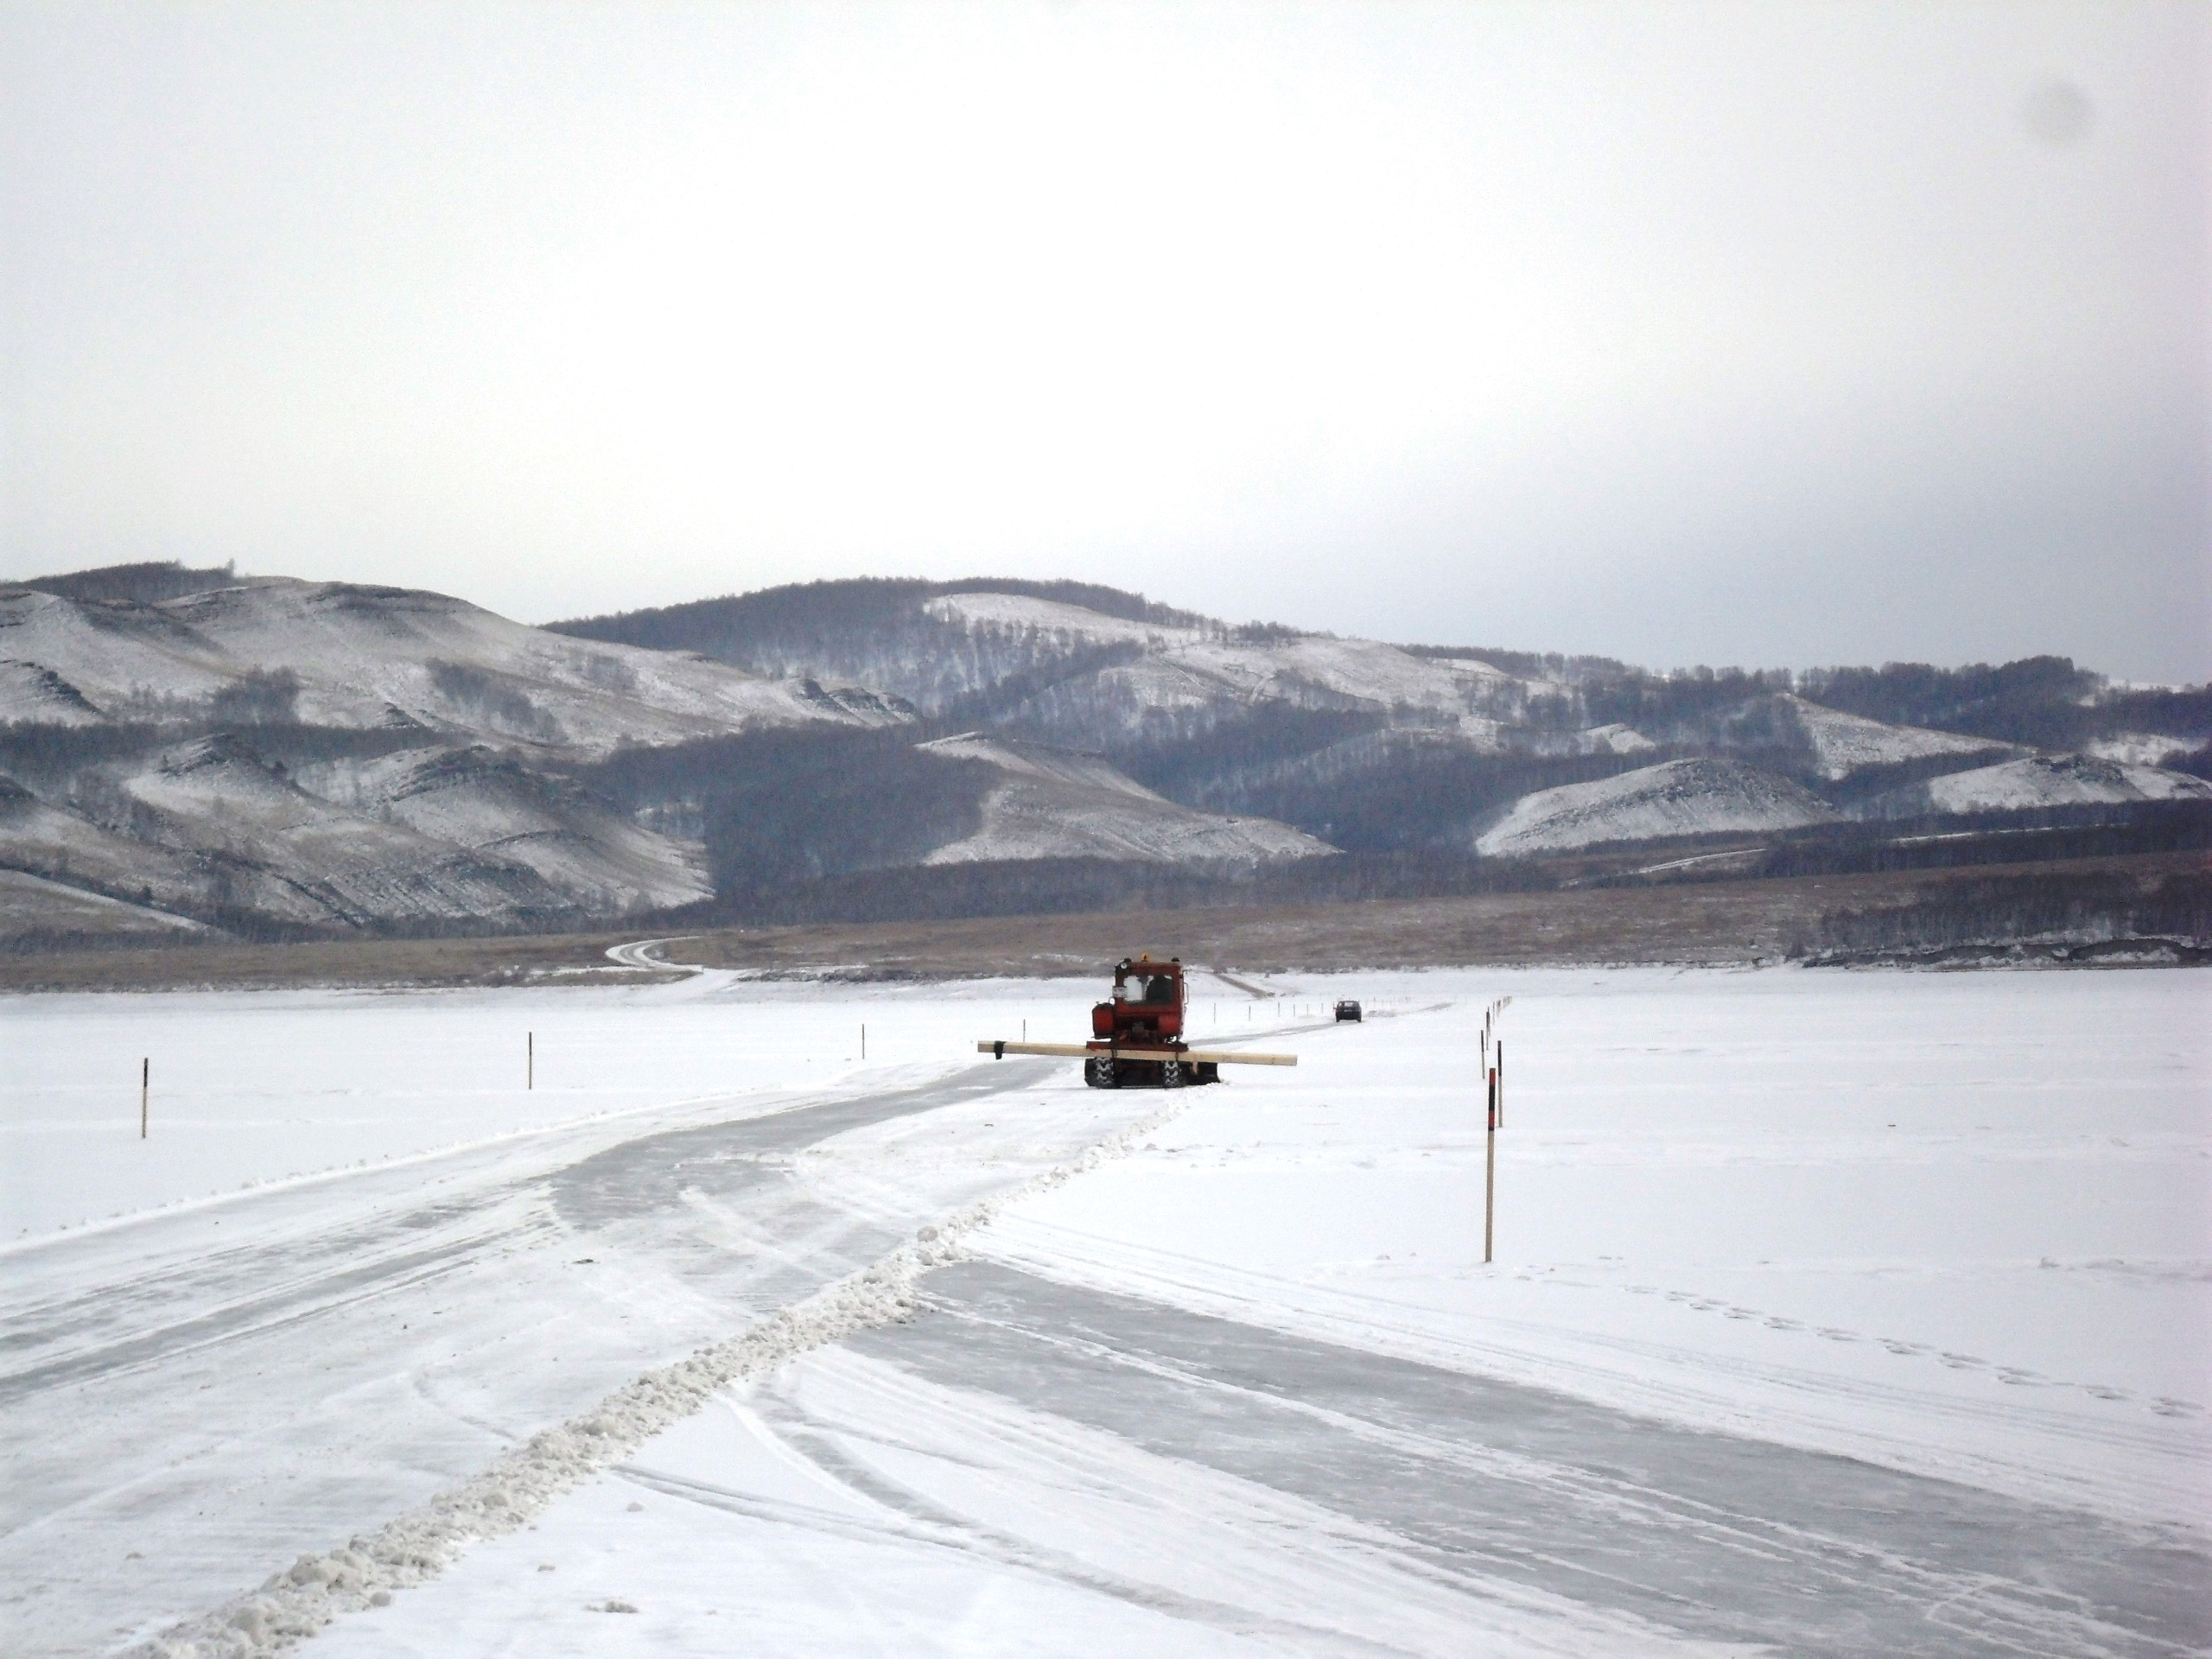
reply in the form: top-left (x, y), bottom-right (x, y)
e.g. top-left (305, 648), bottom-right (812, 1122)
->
top-left (3, 963), bottom-right (2206, 1656)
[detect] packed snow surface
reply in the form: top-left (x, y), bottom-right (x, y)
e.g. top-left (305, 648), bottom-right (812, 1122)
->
top-left (1477, 756), bottom-right (1838, 855)
top-left (10, 963), bottom-right (2200, 1657)
top-left (917, 733), bottom-right (1334, 867)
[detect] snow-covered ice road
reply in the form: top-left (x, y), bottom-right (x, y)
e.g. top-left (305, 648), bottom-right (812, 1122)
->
top-left (845, 1262), bottom-right (2209, 1658)
top-left (7, 965), bottom-right (2207, 1656)
top-left (0, 1033), bottom-right (1145, 1658)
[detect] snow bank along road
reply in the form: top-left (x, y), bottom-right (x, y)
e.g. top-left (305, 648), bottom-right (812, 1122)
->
top-left (0, 972), bottom-right (1154, 1656)
top-left (5, 966), bottom-right (2209, 1656)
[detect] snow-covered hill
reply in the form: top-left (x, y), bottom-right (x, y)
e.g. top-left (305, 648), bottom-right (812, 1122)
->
top-left (2086, 733), bottom-right (2199, 768)
top-left (1777, 695), bottom-right (2013, 780)
top-left (0, 570), bottom-right (891, 931)
top-left (0, 773), bottom-right (219, 917)
top-left (295, 746), bottom-right (709, 914)
top-left (0, 577), bottom-right (909, 753)
top-left (116, 737), bottom-right (558, 926)
top-left (0, 734), bottom-right (708, 932)
top-left (914, 733), bottom-right (1334, 867)
top-left (1866, 754), bottom-right (2212, 817)
top-left (4, 565), bottom-right (2203, 936)
top-left (926, 591), bottom-right (1532, 746)
top-left (1475, 759), bottom-right (1840, 856)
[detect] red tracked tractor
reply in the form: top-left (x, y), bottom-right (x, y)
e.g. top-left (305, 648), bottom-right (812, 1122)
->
top-left (976, 953), bottom-right (1297, 1088)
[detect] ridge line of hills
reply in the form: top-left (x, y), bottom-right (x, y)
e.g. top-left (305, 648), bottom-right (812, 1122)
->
top-left (1, 560), bottom-right (2207, 951)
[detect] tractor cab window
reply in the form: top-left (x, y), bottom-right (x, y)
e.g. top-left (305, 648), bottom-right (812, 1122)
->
top-left (1141, 975), bottom-right (1176, 1004)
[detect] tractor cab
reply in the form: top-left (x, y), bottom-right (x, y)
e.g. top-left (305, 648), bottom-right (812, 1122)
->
top-left (1084, 955), bottom-right (1216, 1088)
top-left (1092, 955), bottom-right (1185, 1046)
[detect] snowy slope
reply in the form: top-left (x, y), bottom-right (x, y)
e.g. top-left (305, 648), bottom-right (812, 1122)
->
top-left (1904, 754), bottom-right (2212, 815)
top-left (1779, 695), bottom-right (2013, 780)
top-left (299, 747), bottom-right (709, 914)
top-left (0, 580), bottom-right (910, 753)
top-left (0, 774), bottom-right (222, 915)
top-left (0, 659), bottom-right (108, 726)
top-left (916, 733), bottom-right (1335, 866)
top-left (2088, 733), bottom-right (2201, 768)
top-left (931, 591), bottom-right (1531, 733)
top-left (0, 867), bottom-right (217, 944)
top-left (1175, 633), bottom-right (1516, 715)
top-left (1, 740), bottom-right (707, 931)
top-left (119, 736), bottom-right (581, 926)
top-left (1477, 758), bottom-right (1838, 856)
top-left (920, 592), bottom-right (1201, 650)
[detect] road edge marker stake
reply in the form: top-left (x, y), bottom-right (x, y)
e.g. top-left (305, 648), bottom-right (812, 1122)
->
top-left (1484, 1064), bottom-right (1497, 1264)
top-left (141, 1058), bottom-right (149, 1140)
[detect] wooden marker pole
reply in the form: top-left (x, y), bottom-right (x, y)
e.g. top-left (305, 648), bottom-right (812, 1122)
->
top-left (861, 1023), bottom-right (867, 1059)
top-left (140, 1058), bottom-right (149, 1140)
top-left (528, 1032), bottom-right (533, 1090)
top-left (1484, 1065), bottom-right (1497, 1264)
top-left (1497, 1042), bottom-right (1504, 1128)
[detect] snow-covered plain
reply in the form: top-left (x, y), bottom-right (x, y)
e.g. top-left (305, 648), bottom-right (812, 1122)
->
top-left (6, 965), bottom-right (2207, 1657)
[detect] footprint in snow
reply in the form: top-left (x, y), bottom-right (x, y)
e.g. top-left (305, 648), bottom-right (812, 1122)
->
top-left (1764, 1317), bottom-right (1802, 1331)
top-left (1996, 1370), bottom-right (2046, 1387)
top-left (1939, 1354), bottom-right (1986, 1369)
top-left (1818, 1328), bottom-right (1859, 1343)
top-left (2083, 1385), bottom-right (2131, 1401)
top-left (1723, 1308), bottom-right (1758, 1319)
top-left (1881, 1340), bottom-right (1928, 1356)
top-left (2152, 1398), bottom-right (2203, 1417)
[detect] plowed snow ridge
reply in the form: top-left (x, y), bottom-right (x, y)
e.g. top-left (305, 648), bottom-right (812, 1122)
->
top-left (132, 1094), bottom-right (1199, 1659)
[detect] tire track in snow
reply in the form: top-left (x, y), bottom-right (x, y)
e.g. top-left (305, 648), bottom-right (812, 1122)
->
top-left (122, 1084), bottom-right (1203, 1659)
top-left (845, 1263), bottom-right (2212, 1659)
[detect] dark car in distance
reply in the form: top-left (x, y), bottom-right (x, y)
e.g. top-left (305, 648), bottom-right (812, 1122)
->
top-left (1334, 999), bottom-right (1362, 1022)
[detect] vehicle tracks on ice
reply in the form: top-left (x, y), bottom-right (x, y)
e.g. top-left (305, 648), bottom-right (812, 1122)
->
top-left (845, 1263), bottom-right (2212, 1659)
top-left (2, 1054), bottom-right (1107, 1659)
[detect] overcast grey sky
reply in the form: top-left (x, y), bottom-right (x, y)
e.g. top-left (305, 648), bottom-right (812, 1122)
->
top-left (3, 1), bottom-right (2205, 679)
